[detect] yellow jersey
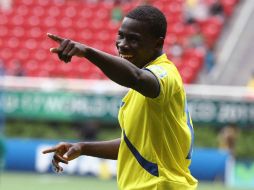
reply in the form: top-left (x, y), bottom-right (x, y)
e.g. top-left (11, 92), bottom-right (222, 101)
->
top-left (117, 54), bottom-right (198, 190)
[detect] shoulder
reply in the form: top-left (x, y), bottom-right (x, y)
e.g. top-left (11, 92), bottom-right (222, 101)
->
top-left (146, 64), bottom-right (168, 79)
top-left (146, 61), bottom-right (179, 81)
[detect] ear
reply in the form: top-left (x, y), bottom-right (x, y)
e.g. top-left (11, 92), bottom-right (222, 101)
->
top-left (155, 37), bottom-right (164, 50)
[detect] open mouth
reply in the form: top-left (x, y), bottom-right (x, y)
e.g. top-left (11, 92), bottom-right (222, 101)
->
top-left (119, 54), bottom-right (133, 59)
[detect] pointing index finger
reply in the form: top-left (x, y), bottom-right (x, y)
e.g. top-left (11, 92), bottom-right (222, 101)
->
top-left (47, 33), bottom-right (64, 43)
top-left (42, 147), bottom-right (58, 154)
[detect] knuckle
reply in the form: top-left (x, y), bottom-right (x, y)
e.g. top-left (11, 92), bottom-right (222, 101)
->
top-left (69, 42), bottom-right (74, 47)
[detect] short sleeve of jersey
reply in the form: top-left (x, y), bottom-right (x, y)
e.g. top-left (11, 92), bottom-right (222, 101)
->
top-left (146, 63), bottom-right (181, 102)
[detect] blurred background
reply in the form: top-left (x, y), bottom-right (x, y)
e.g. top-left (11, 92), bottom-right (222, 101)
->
top-left (0, 0), bottom-right (254, 189)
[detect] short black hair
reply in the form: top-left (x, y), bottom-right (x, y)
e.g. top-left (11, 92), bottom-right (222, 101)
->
top-left (126, 5), bottom-right (167, 38)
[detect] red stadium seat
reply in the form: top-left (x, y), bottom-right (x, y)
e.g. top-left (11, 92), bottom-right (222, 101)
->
top-left (46, 6), bottom-right (61, 17)
top-left (19, 0), bottom-right (33, 6)
top-left (31, 6), bottom-right (46, 17)
top-left (37, 0), bottom-right (51, 7)
top-left (43, 17), bottom-right (57, 28)
top-left (6, 37), bottom-right (20, 49)
top-left (79, 8), bottom-right (93, 19)
top-left (0, 25), bottom-right (9, 38)
top-left (16, 5), bottom-right (29, 16)
top-left (11, 15), bottom-right (25, 26)
top-left (179, 67), bottom-right (196, 84)
top-left (184, 57), bottom-right (202, 72)
top-left (11, 26), bottom-right (25, 38)
top-left (64, 6), bottom-right (78, 18)
top-left (0, 48), bottom-right (13, 60)
top-left (170, 57), bottom-right (184, 70)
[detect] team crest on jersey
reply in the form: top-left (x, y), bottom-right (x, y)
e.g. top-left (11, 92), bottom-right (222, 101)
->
top-left (148, 65), bottom-right (167, 78)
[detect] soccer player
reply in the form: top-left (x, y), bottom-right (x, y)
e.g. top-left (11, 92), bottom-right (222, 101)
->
top-left (43, 5), bottom-right (198, 190)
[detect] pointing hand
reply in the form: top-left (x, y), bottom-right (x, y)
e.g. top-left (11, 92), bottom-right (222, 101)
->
top-left (42, 142), bottom-right (83, 173)
top-left (47, 33), bottom-right (87, 63)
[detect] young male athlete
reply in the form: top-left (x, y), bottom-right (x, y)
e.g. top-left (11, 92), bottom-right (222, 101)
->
top-left (43, 5), bottom-right (198, 190)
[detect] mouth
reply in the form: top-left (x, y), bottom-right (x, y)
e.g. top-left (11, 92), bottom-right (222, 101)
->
top-left (119, 54), bottom-right (133, 59)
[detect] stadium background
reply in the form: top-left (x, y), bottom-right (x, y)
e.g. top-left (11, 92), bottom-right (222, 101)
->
top-left (0, 0), bottom-right (254, 189)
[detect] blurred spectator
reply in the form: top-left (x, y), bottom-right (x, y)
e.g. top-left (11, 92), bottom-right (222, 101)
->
top-left (111, 0), bottom-right (123, 23)
top-left (204, 46), bottom-right (215, 73)
top-left (218, 124), bottom-right (239, 156)
top-left (209, 0), bottom-right (225, 21)
top-left (184, 0), bottom-right (209, 24)
top-left (80, 120), bottom-right (99, 141)
top-left (188, 24), bottom-right (205, 49)
top-left (0, 0), bottom-right (12, 11)
top-left (168, 42), bottom-right (183, 58)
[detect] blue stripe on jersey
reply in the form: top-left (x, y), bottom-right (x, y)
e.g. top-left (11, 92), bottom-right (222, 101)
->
top-left (185, 100), bottom-right (194, 159)
top-left (123, 130), bottom-right (159, 177)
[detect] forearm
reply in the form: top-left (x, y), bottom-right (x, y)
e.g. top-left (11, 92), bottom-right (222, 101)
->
top-left (79, 138), bottom-right (121, 160)
top-left (85, 47), bottom-right (141, 88)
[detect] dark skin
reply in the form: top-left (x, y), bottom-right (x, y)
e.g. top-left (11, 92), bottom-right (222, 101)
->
top-left (42, 17), bottom-right (164, 173)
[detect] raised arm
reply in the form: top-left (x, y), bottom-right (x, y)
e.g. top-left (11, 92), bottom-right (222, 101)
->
top-left (47, 33), bottom-right (160, 98)
top-left (42, 138), bottom-right (120, 173)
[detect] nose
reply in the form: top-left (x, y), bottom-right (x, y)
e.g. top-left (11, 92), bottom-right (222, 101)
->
top-left (116, 38), bottom-right (129, 50)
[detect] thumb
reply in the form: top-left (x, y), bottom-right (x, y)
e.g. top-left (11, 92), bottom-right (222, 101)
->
top-left (63, 148), bottom-right (79, 161)
top-left (50, 48), bottom-right (59, 53)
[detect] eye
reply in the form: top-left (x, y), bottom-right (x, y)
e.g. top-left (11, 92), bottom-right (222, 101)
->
top-left (130, 37), bottom-right (138, 42)
top-left (128, 36), bottom-right (139, 45)
top-left (127, 34), bottom-right (141, 43)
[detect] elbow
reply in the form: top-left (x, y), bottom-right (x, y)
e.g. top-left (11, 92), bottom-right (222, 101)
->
top-left (125, 70), bottom-right (143, 89)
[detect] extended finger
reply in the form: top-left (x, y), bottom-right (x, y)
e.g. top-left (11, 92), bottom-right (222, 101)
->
top-left (47, 33), bottom-right (64, 43)
top-left (42, 147), bottom-right (58, 154)
top-left (52, 159), bottom-right (63, 173)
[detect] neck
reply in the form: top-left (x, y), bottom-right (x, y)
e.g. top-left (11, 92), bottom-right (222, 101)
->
top-left (142, 51), bottom-right (164, 68)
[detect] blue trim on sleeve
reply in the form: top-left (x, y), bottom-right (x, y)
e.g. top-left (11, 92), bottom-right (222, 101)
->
top-left (143, 68), bottom-right (160, 98)
top-left (123, 130), bottom-right (159, 177)
top-left (185, 100), bottom-right (194, 159)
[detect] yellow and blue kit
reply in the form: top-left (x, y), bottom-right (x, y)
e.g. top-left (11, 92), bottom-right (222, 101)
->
top-left (117, 54), bottom-right (198, 190)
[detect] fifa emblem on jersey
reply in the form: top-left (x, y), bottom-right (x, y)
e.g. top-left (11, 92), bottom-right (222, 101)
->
top-left (148, 65), bottom-right (167, 78)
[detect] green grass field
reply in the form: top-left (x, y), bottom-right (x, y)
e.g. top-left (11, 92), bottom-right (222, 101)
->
top-left (0, 172), bottom-right (252, 190)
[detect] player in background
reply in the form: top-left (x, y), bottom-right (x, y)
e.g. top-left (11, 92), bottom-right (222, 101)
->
top-left (43, 5), bottom-right (198, 190)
